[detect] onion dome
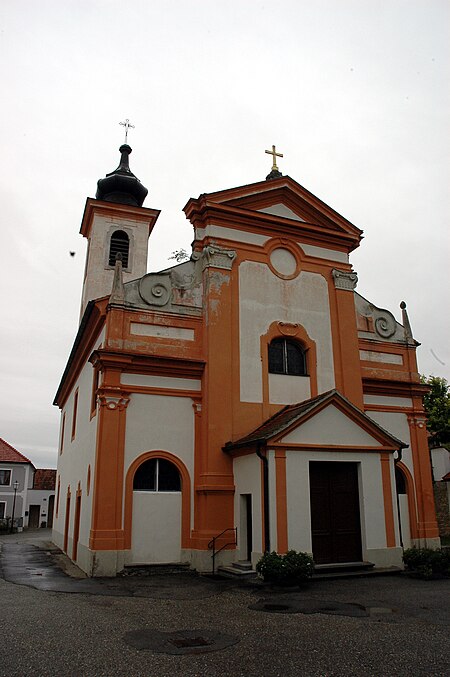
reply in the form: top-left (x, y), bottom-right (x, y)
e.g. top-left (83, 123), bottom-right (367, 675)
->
top-left (96, 145), bottom-right (148, 207)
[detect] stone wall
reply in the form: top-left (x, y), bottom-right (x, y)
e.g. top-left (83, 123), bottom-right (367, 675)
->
top-left (433, 482), bottom-right (450, 537)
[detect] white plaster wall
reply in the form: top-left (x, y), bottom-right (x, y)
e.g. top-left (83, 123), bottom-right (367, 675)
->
top-left (269, 374), bottom-right (311, 404)
top-left (365, 411), bottom-right (412, 474)
top-left (26, 490), bottom-right (55, 527)
top-left (130, 323), bottom-right (194, 341)
top-left (360, 350), bottom-right (403, 365)
top-left (431, 447), bottom-right (450, 482)
top-left (364, 395), bottom-right (413, 408)
top-left (53, 327), bottom-right (104, 561)
top-left (196, 225), bottom-right (269, 247)
top-left (284, 451), bottom-right (388, 555)
top-left (233, 454), bottom-right (262, 560)
top-left (124, 394), bottom-right (195, 527)
top-left (121, 374), bottom-right (201, 391)
top-left (131, 492), bottom-right (182, 563)
top-left (259, 203), bottom-right (305, 221)
top-left (299, 243), bottom-right (349, 264)
top-left (280, 405), bottom-right (382, 447)
top-left (239, 262), bottom-right (335, 403)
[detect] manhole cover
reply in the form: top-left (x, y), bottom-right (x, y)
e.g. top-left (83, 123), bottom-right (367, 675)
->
top-left (124, 629), bottom-right (239, 655)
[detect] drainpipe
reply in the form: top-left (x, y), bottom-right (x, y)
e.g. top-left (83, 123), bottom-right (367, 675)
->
top-left (256, 442), bottom-right (270, 552)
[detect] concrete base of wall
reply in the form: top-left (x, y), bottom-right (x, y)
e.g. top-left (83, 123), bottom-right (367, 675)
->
top-left (364, 546), bottom-right (403, 568)
top-left (185, 548), bottom-right (236, 573)
top-left (411, 537), bottom-right (442, 550)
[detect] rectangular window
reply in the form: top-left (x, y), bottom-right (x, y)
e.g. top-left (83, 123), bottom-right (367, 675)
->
top-left (0, 469), bottom-right (12, 486)
top-left (71, 389), bottom-right (79, 441)
top-left (0, 502), bottom-right (6, 519)
top-left (60, 413), bottom-right (66, 454)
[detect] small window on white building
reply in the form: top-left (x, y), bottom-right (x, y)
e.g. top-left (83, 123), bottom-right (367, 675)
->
top-left (133, 459), bottom-right (181, 492)
top-left (0, 502), bottom-right (6, 519)
top-left (0, 469), bottom-right (11, 486)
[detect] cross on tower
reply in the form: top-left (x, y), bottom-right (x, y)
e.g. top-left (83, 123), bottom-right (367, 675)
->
top-left (119, 119), bottom-right (135, 144)
top-left (265, 144), bottom-right (283, 171)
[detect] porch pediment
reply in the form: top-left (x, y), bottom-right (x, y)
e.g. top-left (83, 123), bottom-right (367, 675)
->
top-left (224, 390), bottom-right (406, 453)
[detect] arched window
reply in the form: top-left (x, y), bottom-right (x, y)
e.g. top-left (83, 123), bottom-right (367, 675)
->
top-left (133, 458), bottom-right (181, 492)
top-left (108, 230), bottom-right (130, 268)
top-left (268, 338), bottom-right (307, 376)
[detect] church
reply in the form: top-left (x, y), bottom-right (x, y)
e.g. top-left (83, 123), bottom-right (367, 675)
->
top-left (52, 140), bottom-right (439, 576)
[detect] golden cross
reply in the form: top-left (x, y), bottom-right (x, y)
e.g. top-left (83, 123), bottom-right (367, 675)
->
top-left (119, 118), bottom-right (135, 144)
top-left (265, 144), bottom-right (283, 171)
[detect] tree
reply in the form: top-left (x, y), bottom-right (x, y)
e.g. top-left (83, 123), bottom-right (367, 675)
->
top-left (421, 375), bottom-right (450, 449)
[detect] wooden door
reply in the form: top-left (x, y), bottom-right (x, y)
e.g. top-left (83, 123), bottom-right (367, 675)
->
top-left (310, 462), bottom-right (362, 564)
top-left (28, 505), bottom-right (40, 529)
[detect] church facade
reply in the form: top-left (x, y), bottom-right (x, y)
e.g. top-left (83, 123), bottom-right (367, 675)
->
top-left (52, 144), bottom-right (439, 576)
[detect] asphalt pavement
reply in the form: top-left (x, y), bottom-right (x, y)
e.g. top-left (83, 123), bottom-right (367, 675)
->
top-left (0, 530), bottom-right (449, 677)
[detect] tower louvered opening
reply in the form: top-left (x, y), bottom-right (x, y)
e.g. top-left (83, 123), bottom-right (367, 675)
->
top-left (109, 230), bottom-right (130, 267)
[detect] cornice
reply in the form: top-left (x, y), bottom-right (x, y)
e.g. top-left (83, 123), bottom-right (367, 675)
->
top-left (362, 377), bottom-right (429, 398)
top-left (54, 299), bottom-right (108, 408)
top-left (80, 198), bottom-right (160, 238)
top-left (185, 200), bottom-right (360, 253)
top-left (89, 349), bottom-right (205, 379)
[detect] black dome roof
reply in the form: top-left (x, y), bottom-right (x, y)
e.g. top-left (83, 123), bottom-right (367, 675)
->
top-left (96, 145), bottom-right (148, 207)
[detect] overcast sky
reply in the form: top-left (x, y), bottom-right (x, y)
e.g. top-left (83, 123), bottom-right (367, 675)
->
top-left (1, 0), bottom-right (449, 468)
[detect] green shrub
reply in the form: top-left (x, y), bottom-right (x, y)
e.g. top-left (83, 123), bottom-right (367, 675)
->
top-left (256, 550), bottom-right (314, 584)
top-left (403, 547), bottom-right (450, 579)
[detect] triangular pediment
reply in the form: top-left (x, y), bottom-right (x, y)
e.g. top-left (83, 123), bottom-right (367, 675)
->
top-left (224, 390), bottom-right (406, 453)
top-left (184, 176), bottom-right (363, 252)
top-left (277, 403), bottom-right (383, 446)
top-left (257, 203), bottom-right (306, 222)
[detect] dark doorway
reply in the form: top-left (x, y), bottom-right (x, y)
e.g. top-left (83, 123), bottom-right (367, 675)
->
top-left (47, 495), bottom-right (55, 529)
top-left (72, 495), bottom-right (81, 562)
top-left (28, 505), bottom-right (40, 529)
top-left (64, 494), bottom-right (71, 553)
top-left (310, 462), bottom-right (362, 564)
top-left (240, 494), bottom-right (253, 561)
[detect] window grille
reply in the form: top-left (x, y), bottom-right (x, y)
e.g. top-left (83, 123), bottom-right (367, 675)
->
top-left (109, 230), bottom-right (130, 267)
top-left (268, 338), bottom-right (307, 376)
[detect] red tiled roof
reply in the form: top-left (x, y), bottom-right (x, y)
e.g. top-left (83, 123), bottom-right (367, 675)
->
top-left (33, 469), bottom-right (56, 490)
top-left (0, 438), bottom-right (33, 465)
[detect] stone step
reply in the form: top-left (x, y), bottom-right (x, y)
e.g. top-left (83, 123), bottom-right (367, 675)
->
top-left (217, 565), bottom-right (257, 578)
top-left (232, 560), bottom-right (253, 571)
top-left (312, 566), bottom-right (403, 581)
top-left (313, 561), bottom-right (375, 574)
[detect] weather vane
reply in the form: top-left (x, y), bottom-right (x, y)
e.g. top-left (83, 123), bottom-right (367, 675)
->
top-left (265, 144), bottom-right (283, 171)
top-left (119, 118), bottom-right (135, 144)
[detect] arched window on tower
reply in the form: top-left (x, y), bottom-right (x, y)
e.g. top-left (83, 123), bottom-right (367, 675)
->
top-left (133, 458), bottom-right (181, 492)
top-left (108, 230), bottom-right (130, 268)
top-left (268, 338), bottom-right (307, 376)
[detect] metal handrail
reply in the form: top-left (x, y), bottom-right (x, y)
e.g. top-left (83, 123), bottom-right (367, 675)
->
top-left (207, 527), bottom-right (237, 574)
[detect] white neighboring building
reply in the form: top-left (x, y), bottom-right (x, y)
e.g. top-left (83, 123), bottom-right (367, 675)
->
top-left (0, 438), bottom-right (55, 530)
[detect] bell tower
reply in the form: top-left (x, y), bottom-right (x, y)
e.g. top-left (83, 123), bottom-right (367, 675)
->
top-left (79, 143), bottom-right (160, 319)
